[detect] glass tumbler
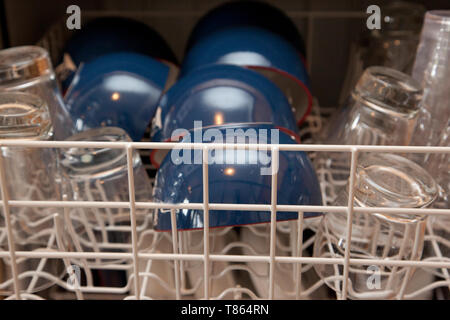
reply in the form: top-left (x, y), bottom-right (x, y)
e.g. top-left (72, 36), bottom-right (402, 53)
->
top-left (318, 66), bottom-right (422, 189)
top-left (409, 12), bottom-right (450, 271)
top-left (313, 153), bottom-right (438, 300)
top-left (410, 11), bottom-right (450, 166)
top-left (0, 92), bottom-right (64, 296)
top-left (339, 1), bottom-right (424, 102)
top-left (0, 46), bottom-right (74, 140)
top-left (363, 1), bottom-right (425, 74)
top-left (425, 119), bottom-right (449, 207)
top-left (60, 127), bottom-right (153, 267)
top-left (421, 120), bottom-right (449, 277)
top-left (364, 33), bottom-right (420, 74)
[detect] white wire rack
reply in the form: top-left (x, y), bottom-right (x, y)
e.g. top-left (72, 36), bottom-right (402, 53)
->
top-left (0, 104), bottom-right (448, 300)
top-left (0, 8), bottom-right (445, 300)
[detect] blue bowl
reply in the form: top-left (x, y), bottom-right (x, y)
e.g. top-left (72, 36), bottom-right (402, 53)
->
top-left (182, 27), bottom-right (309, 85)
top-left (60, 16), bottom-right (178, 92)
top-left (185, 1), bottom-right (306, 57)
top-left (181, 27), bottom-right (312, 126)
top-left (151, 64), bottom-right (298, 144)
top-left (64, 52), bottom-right (172, 141)
top-left (153, 123), bottom-right (322, 231)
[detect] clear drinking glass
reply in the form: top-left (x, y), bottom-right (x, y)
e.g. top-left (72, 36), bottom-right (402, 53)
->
top-left (60, 127), bottom-right (153, 267)
top-left (364, 1), bottom-right (425, 73)
top-left (313, 153), bottom-right (438, 299)
top-left (425, 119), bottom-right (450, 208)
top-left (421, 120), bottom-right (449, 278)
top-left (364, 33), bottom-right (420, 74)
top-left (0, 92), bottom-right (64, 295)
top-left (410, 11), bottom-right (450, 169)
top-left (409, 13), bottom-right (450, 272)
top-left (338, 2), bottom-right (425, 106)
top-left (318, 66), bottom-right (422, 189)
top-left (0, 46), bottom-right (74, 140)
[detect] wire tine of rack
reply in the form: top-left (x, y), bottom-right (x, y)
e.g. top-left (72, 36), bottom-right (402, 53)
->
top-left (62, 194), bottom-right (94, 287)
top-left (397, 221), bottom-right (424, 299)
top-left (202, 146), bottom-right (210, 300)
top-left (295, 212), bottom-right (305, 300)
top-left (385, 226), bottom-right (410, 290)
top-left (268, 147), bottom-right (279, 300)
top-left (2, 201), bottom-right (449, 217)
top-left (341, 148), bottom-right (359, 300)
top-left (1, 140), bottom-right (449, 153)
top-left (426, 223), bottom-right (450, 291)
top-left (26, 231), bottom-right (56, 293)
top-left (1, 251), bottom-right (447, 268)
top-left (126, 145), bottom-right (141, 300)
top-left (170, 208), bottom-right (181, 300)
top-left (53, 213), bottom-right (84, 300)
top-left (179, 231), bottom-right (187, 293)
top-left (0, 150), bottom-right (22, 299)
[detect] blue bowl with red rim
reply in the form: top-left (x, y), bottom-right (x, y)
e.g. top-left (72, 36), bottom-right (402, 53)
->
top-left (150, 64), bottom-right (299, 166)
top-left (65, 52), bottom-right (173, 141)
top-left (153, 122), bottom-right (322, 231)
top-left (181, 27), bottom-right (312, 126)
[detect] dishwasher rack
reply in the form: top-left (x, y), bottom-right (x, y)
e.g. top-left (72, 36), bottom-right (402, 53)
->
top-left (0, 8), bottom-right (447, 300)
top-left (0, 103), bottom-right (448, 300)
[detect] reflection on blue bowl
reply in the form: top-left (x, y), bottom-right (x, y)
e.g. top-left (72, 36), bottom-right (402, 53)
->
top-left (186, 0), bottom-right (306, 57)
top-left (153, 123), bottom-right (323, 231)
top-left (151, 64), bottom-right (298, 145)
top-left (65, 52), bottom-right (171, 141)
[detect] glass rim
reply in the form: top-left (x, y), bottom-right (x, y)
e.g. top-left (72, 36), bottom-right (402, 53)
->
top-left (425, 10), bottom-right (450, 25)
top-left (0, 91), bottom-right (52, 140)
top-left (0, 46), bottom-right (52, 86)
top-left (364, 66), bottom-right (422, 95)
top-left (61, 126), bottom-right (139, 180)
top-left (354, 66), bottom-right (422, 117)
top-left (418, 11), bottom-right (450, 41)
top-left (349, 153), bottom-right (438, 220)
top-left (64, 126), bottom-right (131, 143)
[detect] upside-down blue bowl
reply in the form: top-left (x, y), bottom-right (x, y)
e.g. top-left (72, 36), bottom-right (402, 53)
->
top-left (153, 123), bottom-right (323, 231)
top-left (181, 27), bottom-right (312, 126)
top-left (150, 64), bottom-right (299, 166)
top-left (185, 0), bottom-right (306, 57)
top-left (151, 64), bottom-right (298, 141)
top-left (64, 52), bottom-right (173, 141)
top-left (60, 16), bottom-right (178, 92)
